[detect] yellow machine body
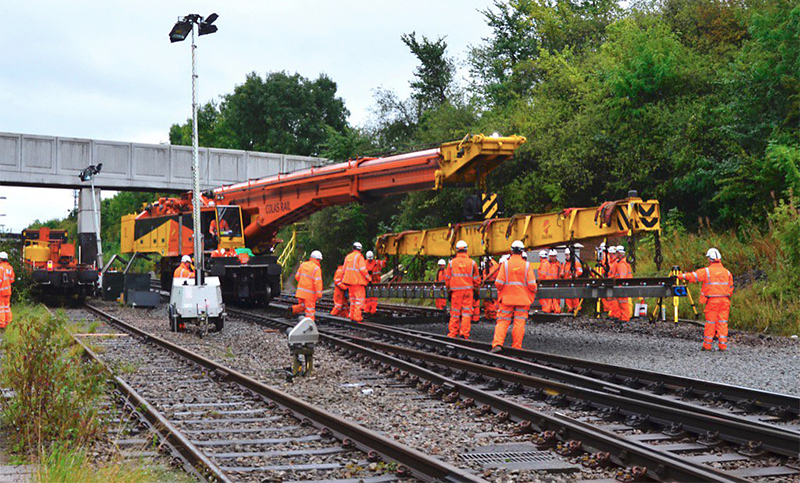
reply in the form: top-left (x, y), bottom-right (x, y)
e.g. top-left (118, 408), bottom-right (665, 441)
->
top-left (376, 197), bottom-right (660, 257)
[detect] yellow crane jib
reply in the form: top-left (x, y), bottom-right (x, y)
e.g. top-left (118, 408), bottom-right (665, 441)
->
top-left (376, 196), bottom-right (660, 258)
top-left (434, 134), bottom-right (526, 189)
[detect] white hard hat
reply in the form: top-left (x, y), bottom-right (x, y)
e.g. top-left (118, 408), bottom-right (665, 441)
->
top-left (539, 250), bottom-right (548, 258)
top-left (608, 246), bottom-right (617, 254)
top-left (438, 259), bottom-right (446, 266)
top-left (353, 242), bottom-right (362, 250)
top-left (599, 242), bottom-right (606, 249)
top-left (365, 250), bottom-right (374, 260)
top-left (548, 249), bottom-right (557, 257)
top-left (521, 251), bottom-right (528, 259)
top-left (511, 240), bottom-right (525, 251)
top-left (564, 248), bottom-right (571, 256)
top-left (499, 254), bottom-right (510, 263)
top-left (616, 245), bottom-right (625, 253)
top-left (455, 240), bottom-right (468, 251)
top-left (706, 248), bottom-right (721, 260)
top-left (181, 255), bottom-right (192, 263)
top-left (311, 250), bottom-right (323, 260)
top-left (0, 252), bottom-right (7, 260)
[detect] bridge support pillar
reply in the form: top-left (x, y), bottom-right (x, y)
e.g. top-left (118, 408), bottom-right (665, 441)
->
top-left (77, 188), bottom-right (102, 267)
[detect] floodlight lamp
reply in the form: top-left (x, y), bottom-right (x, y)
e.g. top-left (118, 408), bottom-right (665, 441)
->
top-left (198, 22), bottom-right (218, 36)
top-left (169, 19), bottom-right (192, 43)
top-left (205, 13), bottom-right (219, 25)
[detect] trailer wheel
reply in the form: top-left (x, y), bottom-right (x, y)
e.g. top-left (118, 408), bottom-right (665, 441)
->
top-left (211, 315), bottom-right (224, 333)
top-left (168, 305), bottom-right (178, 332)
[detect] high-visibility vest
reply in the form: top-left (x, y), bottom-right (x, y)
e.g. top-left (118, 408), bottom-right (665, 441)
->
top-left (495, 254), bottom-right (537, 305)
top-left (685, 262), bottom-right (733, 299)
top-left (446, 253), bottom-right (479, 291)
top-left (295, 259), bottom-right (323, 301)
top-left (611, 259), bottom-right (631, 279)
top-left (540, 259), bottom-right (561, 280)
top-left (342, 250), bottom-right (369, 285)
top-left (333, 265), bottom-right (346, 290)
top-left (0, 261), bottom-right (14, 294)
top-left (366, 259), bottom-right (383, 284)
top-left (173, 263), bottom-right (194, 279)
top-left (436, 268), bottom-right (446, 283)
top-left (563, 259), bottom-right (583, 279)
top-left (485, 259), bottom-right (500, 282)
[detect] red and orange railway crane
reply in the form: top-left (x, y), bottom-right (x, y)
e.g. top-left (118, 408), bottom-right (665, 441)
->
top-left (121, 134), bottom-right (526, 302)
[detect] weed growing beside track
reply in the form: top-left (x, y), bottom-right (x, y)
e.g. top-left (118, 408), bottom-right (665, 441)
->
top-left (0, 305), bottom-right (104, 454)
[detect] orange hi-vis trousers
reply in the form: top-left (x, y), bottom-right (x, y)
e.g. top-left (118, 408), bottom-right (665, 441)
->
top-left (540, 298), bottom-right (561, 313)
top-left (435, 298), bottom-right (447, 310)
top-left (331, 287), bottom-right (348, 316)
top-left (364, 295), bottom-right (378, 314)
top-left (617, 297), bottom-right (631, 322)
top-left (0, 295), bottom-right (10, 328)
top-left (472, 298), bottom-right (481, 322)
top-left (565, 297), bottom-right (582, 312)
top-left (347, 285), bottom-right (366, 323)
top-left (492, 303), bottom-right (529, 349)
top-left (484, 299), bottom-right (497, 320)
top-left (448, 290), bottom-right (473, 338)
top-left (292, 297), bottom-right (317, 320)
top-left (703, 298), bottom-right (730, 350)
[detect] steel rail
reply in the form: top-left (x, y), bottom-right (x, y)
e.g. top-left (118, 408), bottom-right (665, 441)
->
top-left (230, 308), bottom-right (745, 483)
top-left (82, 303), bottom-right (485, 483)
top-left (269, 303), bottom-right (800, 443)
top-left (255, 307), bottom-right (800, 459)
top-left (388, 323), bottom-right (800, 418)
top-left (73, 335), bottom-right (230, 482)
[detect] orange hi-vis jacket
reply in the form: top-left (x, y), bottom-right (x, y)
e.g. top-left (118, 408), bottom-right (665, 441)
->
top-left (445, 252), bottom-right (479, 291)
top-left (436, 268), bottom-right (447, 283)
top-left (366, 259), bottom-right (384, 283)
top-left (495, 254), bottom-right (537, 305)
top-left (0, 261), bottom-right (15, 294)
top-left (342, 250), bottom-right (369, 285)
top-left (173, 263), bottom-right (194, 279)
top-left (610, 258), bottom-right (631, 279)
top-left (539, 259), bottom-right (561, 280)
top-left (563, 259), bottom-right (583, 278)
top-left (484, 259), bottom-right (500, 282)
top-left (295, 259), bottom-right (323, 301)
top-left (684, 261), bottom-right (733, 304)
top-left (333, 265), bottom-right (346, 290)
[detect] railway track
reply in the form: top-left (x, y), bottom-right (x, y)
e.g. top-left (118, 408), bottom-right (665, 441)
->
top-left (76, 302), bottom-right (484, 482)
top-left (228, 304), bottom-right (800, 481)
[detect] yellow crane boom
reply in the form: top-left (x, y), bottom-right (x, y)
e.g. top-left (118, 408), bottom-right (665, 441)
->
top-left (376, 195), bottom-right (660, 257)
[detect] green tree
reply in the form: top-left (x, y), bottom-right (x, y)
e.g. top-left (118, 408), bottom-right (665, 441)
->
top-left (401, 32), bottom-right (455, 112)
top-left (170, 71), bottom-right (349, 156)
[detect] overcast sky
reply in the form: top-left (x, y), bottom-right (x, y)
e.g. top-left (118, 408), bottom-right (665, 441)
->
top-left (0, 0), bottom-right (494, 231)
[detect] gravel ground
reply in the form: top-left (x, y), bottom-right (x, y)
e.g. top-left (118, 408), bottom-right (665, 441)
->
top-left (87, 302), bottom-right (621, 482)
top-left (398, 313), bottom-right (800, 396)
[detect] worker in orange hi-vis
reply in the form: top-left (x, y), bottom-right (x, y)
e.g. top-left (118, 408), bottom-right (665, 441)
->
top-left (173, 255), bottom-right (195, 279)
top-left (342, 242), bottom-right (370, 323)
top-left (364, 251), bottom-right (384, 314)
top-left (539, 249), bottom-right (562, 313)
top-left (0, 252), bottom-right (15, 329)
top-left (604, 246), bottom-right (619, 318)
top-left (445, 240), bottom-right (480, 339)
top-left (292, 251), bottom-right (323, 320)
top-left (330, 264), bottom-right (348, 316)
top-left (210, 247), bottom-right (228, 258)
top-left (677, 248), bottom-right (734, 351)
top-left (492, 241), bottom-right (538, 352)
top-left (535, 250), bottom-right (548, 312)
top-left (563, 247), bottom-right (584, 313)
top-left (435, 259), bottom-right (448, 310)
top-left (611, 246), bottom-right (632, 322)
top-left (483, 255), bottom-right (500, 322)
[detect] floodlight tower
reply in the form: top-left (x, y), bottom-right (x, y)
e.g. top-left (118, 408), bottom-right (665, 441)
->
top-left (169, 13), bottom-right (218, 285)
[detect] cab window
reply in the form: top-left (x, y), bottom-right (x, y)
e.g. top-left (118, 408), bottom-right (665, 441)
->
top-left (216, 206), bottom-right (242, 238)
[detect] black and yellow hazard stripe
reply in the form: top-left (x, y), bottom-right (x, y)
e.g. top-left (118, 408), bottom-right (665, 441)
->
top-left (481, 193), bottom-right (499, 219)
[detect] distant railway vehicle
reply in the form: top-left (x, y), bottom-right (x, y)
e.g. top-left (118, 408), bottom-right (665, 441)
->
top-left (22, 227), bottom-right (98, 298)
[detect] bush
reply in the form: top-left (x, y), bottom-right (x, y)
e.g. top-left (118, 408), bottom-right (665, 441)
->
top-left (0, 306), bottom-right (104, 454)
